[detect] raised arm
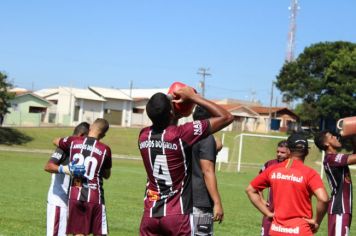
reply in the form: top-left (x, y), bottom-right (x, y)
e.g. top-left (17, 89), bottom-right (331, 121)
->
top-left (173, 87), bottom-right (233, 134)
top-left (346, 154), bottom-right (356, 165)
top-left (346, 135), bottom-right (356, 164)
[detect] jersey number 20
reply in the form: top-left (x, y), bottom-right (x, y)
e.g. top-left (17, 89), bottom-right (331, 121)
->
top-left (72, 153), bottom-right (98, 180)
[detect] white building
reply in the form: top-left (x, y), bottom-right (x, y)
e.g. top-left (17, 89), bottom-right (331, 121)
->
top-left (89, 86), bottom-right (133, 127)
top-left (35, 86), bottom-right (169, 127)
top-left (36, 87), bottom-right (106, 126)
top-left (120, 88), bottom-right (168, 127)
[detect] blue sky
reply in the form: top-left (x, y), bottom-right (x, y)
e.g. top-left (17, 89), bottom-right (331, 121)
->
top-left (1, 1), bottom-right (355, 105)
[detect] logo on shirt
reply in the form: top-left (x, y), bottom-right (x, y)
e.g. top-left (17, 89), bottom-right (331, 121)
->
top-left (193, 120), bottom-right (203, 136)
top-left (51, 152), bottom-right (62, 160)
top-left (335, 154), bottom-right (343, 163)
top-left (271, 172), bottom-right (303, 183)
top-left (271, 224), bottom-right (300, 234)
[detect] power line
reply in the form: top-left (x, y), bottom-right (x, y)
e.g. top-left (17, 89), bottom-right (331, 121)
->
top-left (206, 84), bottom-right (269, 93)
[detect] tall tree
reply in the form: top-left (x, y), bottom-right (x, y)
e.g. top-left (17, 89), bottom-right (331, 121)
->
top-left (0, 72), bottom-right (14, 124)
top-left (276, 41), bottom-right (356, 127)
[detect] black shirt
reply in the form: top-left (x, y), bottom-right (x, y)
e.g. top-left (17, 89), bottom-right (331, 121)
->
top-left (192, 135), bottom-right (217, 208)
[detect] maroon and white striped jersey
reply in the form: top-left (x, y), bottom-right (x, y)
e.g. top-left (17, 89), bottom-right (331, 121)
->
top-left (323, 153), bottom-right (352, 214)
top-left (139, 120), bottom-right (210, 218)
top-left (59, 136), bottom-right (112, 204)
top-left (47, 148), bottom-right (70, 208)
top-left (259, 159), bottom-right (279, 211)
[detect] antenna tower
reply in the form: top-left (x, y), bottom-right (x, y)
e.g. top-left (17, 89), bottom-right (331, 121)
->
top-left (286, 0), bottom-right (299, 62)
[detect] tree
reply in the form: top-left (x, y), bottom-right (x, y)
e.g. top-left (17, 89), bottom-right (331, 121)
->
top-left (276, 41), bottom-right (356, 128)
top-left (0, 72), bottom-right (14, 125)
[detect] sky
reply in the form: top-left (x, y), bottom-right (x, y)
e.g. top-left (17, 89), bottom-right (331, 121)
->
top-left (1, 1), bottom-right (355, 105)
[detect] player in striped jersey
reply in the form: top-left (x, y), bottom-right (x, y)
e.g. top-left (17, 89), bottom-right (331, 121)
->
top-left (45, 122), bottom-right (89, 236)
top-left (138, 87), bottom-right (233, 236)
top-left (54, 118), bottom-right (112, 236)
top-left (314, 131), bottom-right (356, 236)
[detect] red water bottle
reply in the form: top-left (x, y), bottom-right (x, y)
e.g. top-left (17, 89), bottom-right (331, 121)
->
top-left (167, 82), bottom-right (196, 117)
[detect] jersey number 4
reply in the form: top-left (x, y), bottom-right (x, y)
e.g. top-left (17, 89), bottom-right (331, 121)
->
top-left (153, 154), bottom-right (173, 186)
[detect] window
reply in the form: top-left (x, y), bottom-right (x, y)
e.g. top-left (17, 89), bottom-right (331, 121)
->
top-left (74, 106), bottom-right (80, 121)
top-left (133, 108), bottom-right (144, 114)
top-left (29, 106), bottom-right (46, 113)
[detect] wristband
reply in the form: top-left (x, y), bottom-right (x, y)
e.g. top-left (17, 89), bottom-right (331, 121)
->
top-left (58, 165), bottom-right (71, 175)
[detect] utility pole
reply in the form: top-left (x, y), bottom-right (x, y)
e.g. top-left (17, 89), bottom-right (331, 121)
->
top-left (197, 67), bottom-right (211, 98)
top-left (268, 81), bottom-right (274, 132)
top-left (129, 80), bottom-right (133, 97)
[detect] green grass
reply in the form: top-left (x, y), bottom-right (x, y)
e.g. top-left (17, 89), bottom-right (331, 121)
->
top-left (2, 150), bottom-right (356, 235)
top-left (0, 127), bottom-right (142, 156)
top-left (1, 127), bottom-right (356, 235)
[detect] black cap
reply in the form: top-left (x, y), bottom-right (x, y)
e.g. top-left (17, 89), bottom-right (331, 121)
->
top-left (287, 133), bottom-right (309, 150)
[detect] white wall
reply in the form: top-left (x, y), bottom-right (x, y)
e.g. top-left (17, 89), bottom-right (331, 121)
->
top-left (104, 99), bottom-right (133, 127)
top-left (56, 88), bottom-right (74, 125)
top-left (81, 100), bottom-right (104, 124)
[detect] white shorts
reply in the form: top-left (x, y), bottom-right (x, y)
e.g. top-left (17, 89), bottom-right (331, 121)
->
top-left (47, 203), bottom-right (67, 236)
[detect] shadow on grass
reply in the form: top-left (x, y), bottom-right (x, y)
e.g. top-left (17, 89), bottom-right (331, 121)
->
top-left (0, 127), bottom-right (33, 145)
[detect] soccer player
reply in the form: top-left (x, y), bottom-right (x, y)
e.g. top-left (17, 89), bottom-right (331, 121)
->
top-left (246, 133), bottom-right (329, 236)
top-left (44, 122), bottom-right (89, 236)
top-left (54, 118), bottom-right (112, 236)
top-left (191, 105), bottom-right (224, 235)
top-left (138, 87), bottom-right (233, 236)
top-left (258, 140), bottom-right (289, 236)
top-left (314, 131), bottom-right (356, 236)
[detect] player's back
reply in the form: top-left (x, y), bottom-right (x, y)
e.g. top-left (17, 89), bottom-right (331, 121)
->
top-left (259, 160), bottom-right (324, 236)
top-left (268, 160), bottom-right (320, 220)
top-left (59, 136), bottom-right (112, 204)
top-left (139, 120), bottom-right (210, 217)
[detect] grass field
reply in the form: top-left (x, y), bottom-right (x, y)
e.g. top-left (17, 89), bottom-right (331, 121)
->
top-left (1, 127), bottom-right (356, 235)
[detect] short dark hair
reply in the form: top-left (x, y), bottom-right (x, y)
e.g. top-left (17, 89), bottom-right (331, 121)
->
top-left (73, 122), bottom-right (90, 136)
top-left (314, 130), bottom-right (330, 151)
top-left (93, 118), bottom-right (110, 135)
top-left (277, 140), bottom-right (288, 148)
top-left (146, 93), bottom-right (172, 129)
top-left (193, 105), bottom-right (211, 120)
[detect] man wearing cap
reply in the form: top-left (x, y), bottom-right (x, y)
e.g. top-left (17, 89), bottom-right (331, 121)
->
top-left (246, 133), bottom-right (329, 236)
top-left (314, 131), bottom-right (356, 236)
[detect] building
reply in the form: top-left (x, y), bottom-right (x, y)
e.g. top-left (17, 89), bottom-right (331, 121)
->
top-left (120, 88), bottom-right (168, 127)
top-left (89, 86), bottom-right (133, 127)
top-left (250, 106), bottom-right (299, 132)
top-left (35, 87), bottom-right (107, 126)
top-left (3, 93), bottom-right (52, 126)
top-left (219, 104), bottom-right (260, 132)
